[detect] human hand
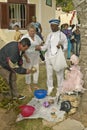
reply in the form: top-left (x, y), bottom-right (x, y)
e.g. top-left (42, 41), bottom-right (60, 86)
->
top-left (56, 44), bottom-right (63, 49)
top-left (26, 69), bottom-right (31, 74)
top-left (8, 58), bottom-right (19, 68)
top-left (31, 67), bottom-right (37, 73)
top-left (26, 67), bottom-right (37, 74)
top-left (35, 45), bottom-right (41, 51)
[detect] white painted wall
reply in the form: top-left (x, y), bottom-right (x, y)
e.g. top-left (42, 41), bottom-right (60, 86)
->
top-left (41, 0), bottom-right (56, 40)
top-left (0, 0), bottom-right (56, 42)
top-left (0, 0), bottom-right (7, 2)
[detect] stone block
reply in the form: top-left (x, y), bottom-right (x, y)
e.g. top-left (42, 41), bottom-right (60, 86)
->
top-left (81, 102), bottom-right (87, 113)
top-left (42, 119), bottom-right (57, 127)
top-left (53, 118), bottom-right (84, 130)
top-left (73, 0), bottom-right (85, 7)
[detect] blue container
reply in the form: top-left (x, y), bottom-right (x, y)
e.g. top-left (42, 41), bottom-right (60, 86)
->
top-left (34, 89), bottom-right (47, 99)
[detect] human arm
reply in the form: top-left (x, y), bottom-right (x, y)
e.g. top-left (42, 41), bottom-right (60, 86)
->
top-left (35, 41), bottom-right (48, 51)
top-left (35, 33), bottom-right (51, 52)
top-left (39, 24), bottom-right (42, 33)
top-left (23, 53), bottom-right (30, 63)
top-left (58, 32), bottom-right (68, 51)
top-left (7, 58), bottom-right (36, 74)
top-left (56, 44), bottom-right (64, 50)
top-left (14, 67), bottom-right (36, 74)
top-left (56, 31), bottom-right (68, 51)
top-left (7, 57), bottom-right (31, 74)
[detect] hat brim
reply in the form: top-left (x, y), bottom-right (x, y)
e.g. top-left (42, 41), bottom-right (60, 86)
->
top-left (49, 19), bottom-right (60, 25)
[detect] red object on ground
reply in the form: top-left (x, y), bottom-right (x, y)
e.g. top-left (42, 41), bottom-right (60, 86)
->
top-left (19, 105), bottom-right (35, 117)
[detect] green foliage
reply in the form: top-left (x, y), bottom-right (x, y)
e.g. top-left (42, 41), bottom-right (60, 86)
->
top-left (0, 75), bottom-right (9, 93)
top-left (56, 0), bottom-right (65, 5)
top-left (56, 0), bottom-right (74, 12)
top-left (62, 1), bottom-right (74, 12)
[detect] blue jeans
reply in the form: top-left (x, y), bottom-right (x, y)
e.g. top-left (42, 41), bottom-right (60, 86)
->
top-left (67, 38), bottom-right (72, 59)
top-left (73, 42), bottom-right (81, 56)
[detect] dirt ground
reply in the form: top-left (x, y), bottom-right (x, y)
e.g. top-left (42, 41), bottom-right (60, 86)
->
top-left (0, 108), bottom-right (16, 130)
top-left (0, 95), bottom-right (87, 130)
top-left (0, 66), bottom-right (87, 130)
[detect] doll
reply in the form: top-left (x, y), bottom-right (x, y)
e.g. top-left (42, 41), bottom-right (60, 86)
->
top-left (61, 54), bottom-right (85, 94)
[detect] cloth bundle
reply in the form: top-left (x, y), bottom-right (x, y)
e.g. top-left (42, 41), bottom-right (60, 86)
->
top-left (49, 47), bottom-right (67, 72)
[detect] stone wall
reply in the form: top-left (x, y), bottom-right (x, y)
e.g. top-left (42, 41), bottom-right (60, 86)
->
top-left (73, 0), bottom-right (87, 114)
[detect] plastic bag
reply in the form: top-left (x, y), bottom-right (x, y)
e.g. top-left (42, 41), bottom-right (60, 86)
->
top-left (50, 47), bottom-right (67, 72)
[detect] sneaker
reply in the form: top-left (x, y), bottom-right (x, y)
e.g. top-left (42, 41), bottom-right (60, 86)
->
top-left (47, 87), bottom-right (53, 95)
top-left (13, 95), bottom-right (25, 100)
top-left (56, 91), bottom-right (60, 97)
top-left (18, 95), bottom-right (25, 100)
top-left (67, 58), bottom-right (70, 60)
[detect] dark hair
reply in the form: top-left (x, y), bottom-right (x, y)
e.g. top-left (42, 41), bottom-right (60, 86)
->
top-left (20, 38), bottom-right (31, 47)
top-left (15, 25), bottom-right (19, 28)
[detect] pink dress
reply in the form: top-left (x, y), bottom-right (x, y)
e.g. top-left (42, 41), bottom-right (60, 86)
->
top-left (61, 65), bottom-right (84, 94)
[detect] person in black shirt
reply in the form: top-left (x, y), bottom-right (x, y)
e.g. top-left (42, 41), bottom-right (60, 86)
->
top-left (0, 38), bottom-right (34, 99)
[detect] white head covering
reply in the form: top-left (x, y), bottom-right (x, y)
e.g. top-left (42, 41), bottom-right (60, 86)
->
top-left (49, 19), bottom-right (60, 25)
top-left (70, 54), bottom-right (79, 65)
top-left (13, 22), bottom-right (21, 28)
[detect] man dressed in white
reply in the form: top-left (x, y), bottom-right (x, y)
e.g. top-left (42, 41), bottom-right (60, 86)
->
top-left (36, 19), bottom-right (68, 95)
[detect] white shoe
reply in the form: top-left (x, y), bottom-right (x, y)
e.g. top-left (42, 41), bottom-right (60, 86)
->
top-left (47, 88), bottom-right (53, 95)
top-left (56, 91), bottom-right (60, 97)
top-left (56, 87), bottom-right (62, 96)
top-left (13, 95), bottom-right (25, 100)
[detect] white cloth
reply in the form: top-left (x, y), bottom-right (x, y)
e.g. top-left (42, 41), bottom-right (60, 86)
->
top-left (41, 30), bottom-right (68, 92)
top-left (49, 48), bottom-right (67, 72)
top-left (21, 34), bottom-right (42, 84)
top-left (22, 34), bottom-right (42, 65)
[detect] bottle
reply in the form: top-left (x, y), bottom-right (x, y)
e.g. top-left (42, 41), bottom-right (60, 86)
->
top-left (39, 51), bottom-right (45, 61)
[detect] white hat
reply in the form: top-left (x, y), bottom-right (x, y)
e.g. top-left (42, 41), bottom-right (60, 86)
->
top-left (49, 19), bottom-right (60, 25)
top-left (13, 22), bottom-right (20, 28)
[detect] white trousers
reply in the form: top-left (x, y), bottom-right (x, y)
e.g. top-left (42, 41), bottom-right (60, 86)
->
top-left (24, 61), bottom-right (39, 84)
top-left (46, 58), bottom-right (64, 91)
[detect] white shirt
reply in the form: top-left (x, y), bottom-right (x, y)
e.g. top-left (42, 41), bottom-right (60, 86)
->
top-left (41, 30), bottom-right (68, 58)
top-left (21, 34), bottom-right (42, 65)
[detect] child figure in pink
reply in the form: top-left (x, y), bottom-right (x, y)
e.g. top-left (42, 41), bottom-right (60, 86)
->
top-left (61, 54), bottom-right (84, 94)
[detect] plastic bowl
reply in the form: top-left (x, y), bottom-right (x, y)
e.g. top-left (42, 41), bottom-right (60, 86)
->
top-left (19, 105), bottom-right (35, 117)
top-left (34, 89), bottom-right (47, 99)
